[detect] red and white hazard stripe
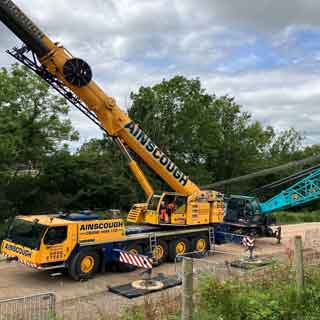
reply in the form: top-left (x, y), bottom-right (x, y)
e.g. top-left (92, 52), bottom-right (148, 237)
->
top-left (1, 253), bottom-right (40, 269)
top-left (119, 251), bottom-right (153, 269)
top-left (242, 236), bottom-right (255, 248)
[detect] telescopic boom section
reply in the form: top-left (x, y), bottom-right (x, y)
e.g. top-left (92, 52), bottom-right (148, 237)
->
top-left (0, 0), bottom-right (200, 195)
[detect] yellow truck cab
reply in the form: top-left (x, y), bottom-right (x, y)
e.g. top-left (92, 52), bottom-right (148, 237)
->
top-left (1, 213), bottom-right (125, 279)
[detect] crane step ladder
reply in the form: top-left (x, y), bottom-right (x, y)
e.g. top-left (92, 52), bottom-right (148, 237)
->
top-left (208, 226), bottom-right (215, 253)
top-left (149, 233), bottom-right (157, 256)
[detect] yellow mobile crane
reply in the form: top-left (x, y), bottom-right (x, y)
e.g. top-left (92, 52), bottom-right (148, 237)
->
top-left (0, 0), bottom-right (224, 227)
top-left (0, 0), bottom-right (226, 279)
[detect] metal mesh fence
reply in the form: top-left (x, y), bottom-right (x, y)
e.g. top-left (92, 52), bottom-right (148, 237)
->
top-left (0, 293), bottom-right (56, 320)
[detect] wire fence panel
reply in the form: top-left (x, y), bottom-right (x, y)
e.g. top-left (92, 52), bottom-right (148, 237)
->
top-left (0, 293), bottom-right (56, 320)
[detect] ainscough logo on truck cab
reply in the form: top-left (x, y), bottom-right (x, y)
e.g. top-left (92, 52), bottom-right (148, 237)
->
top-left (5, 243), bottom-right (32, 257)
top-left (124, 121), bottom-right (189, 186)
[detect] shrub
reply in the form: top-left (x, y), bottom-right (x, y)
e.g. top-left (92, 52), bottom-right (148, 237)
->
top-left (194, 265), bottom-right (320, 320)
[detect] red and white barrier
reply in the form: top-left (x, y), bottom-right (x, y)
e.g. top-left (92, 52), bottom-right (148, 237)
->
top-left (119, 251), bottom-right (153, 269)
top-left (242, 236), bottom-right (255, 248)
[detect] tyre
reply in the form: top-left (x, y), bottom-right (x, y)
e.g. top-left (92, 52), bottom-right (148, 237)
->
top-left (68, 249), bottom-right (100, 280)
top-left (117, 243), bottom-right (143, 272)
top-left (152, 240), bottom-right (168, 265)
top-left (191, 235), bottom-right (209, 257)
top-left (168, 238), bottom-right (190, 262)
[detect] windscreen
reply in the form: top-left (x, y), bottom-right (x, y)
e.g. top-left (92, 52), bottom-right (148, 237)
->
top-left (148, 195), bottom-right (161, 211)
top-left (7, 219), bottom-right (46, 250)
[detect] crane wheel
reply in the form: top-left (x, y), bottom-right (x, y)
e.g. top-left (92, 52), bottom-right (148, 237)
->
top-left (168, 238), bottom-right (190, 262)
top-left (152, 240), bottom-right (168, 265)
top-left (192, 235), bottom-right (209, 257)
top-left (117, 243), bottom-right (143, 272)
top-left (68, 249), bottom-right (100, 280)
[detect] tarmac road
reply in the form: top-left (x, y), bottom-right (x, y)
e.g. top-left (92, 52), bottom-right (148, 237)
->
top-left (1, 222), bottom-right (320, 319)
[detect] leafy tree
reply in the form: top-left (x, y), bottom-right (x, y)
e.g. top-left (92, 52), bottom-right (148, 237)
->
top-left (0, 64), bottom-right (78, 171)
top-left (0, 64), bottom-right (78, 219)
top-left (0, 72), bottom-right (309, 220)
top-left (129, 76), bottom-right (302, 188)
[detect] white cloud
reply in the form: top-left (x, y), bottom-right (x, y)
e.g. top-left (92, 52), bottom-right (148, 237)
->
top-left (1, 0), bottom-right (320, 148)
top-left (203, 69), bottom-right (320, 144)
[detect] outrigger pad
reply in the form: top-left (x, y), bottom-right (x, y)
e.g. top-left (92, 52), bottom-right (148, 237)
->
top-left (108, 274), bottom-right (181, 298)
top-left (230, 257), bottom-right (272, 269)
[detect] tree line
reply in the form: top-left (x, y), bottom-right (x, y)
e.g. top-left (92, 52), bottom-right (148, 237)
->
top-left (0, 65), bottom-right (319, 221)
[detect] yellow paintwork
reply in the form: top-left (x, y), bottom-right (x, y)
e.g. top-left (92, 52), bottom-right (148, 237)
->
top-left (1, 216), bottom-right (126, 268)
top-left (78, 219), bottom-right (125, 243)
top-left (40, 223), bottom-right (78, 264)
top-left (144, 210), bottom-right (159, 224)
top-left (21, 215), bottom-right (73, 226)
top-left (128, 161), bottom-right (153, 197)
top-left (80, 256), bottom-right (95, 273)
top-left (138, 192), bottom-right (224, 226)
top-left (175, 241), bottom-right (187, 255)
top-left (153, 244), bottom-right (165, 260)
top-left (171, 213), bottom-right (186, 225)
top-left (195, 239), bottom-right (206, 252)
top-left (210, 200), bottom-right (225, 223)
top-left (1, 240), bottom-right (40, 266)
top-left (127, 203), bottom-right (147, 224)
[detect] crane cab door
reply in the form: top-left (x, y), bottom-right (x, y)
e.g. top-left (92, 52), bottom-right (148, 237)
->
top-left (157, 194), bottom-right (187, 225)
top-left (167, 195), bottom-right (187, 225)
top-left (145, 193), bottom-right (188, 225)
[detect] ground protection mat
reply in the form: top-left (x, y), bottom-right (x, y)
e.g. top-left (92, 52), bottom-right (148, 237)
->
top-left (108, 274), bottom-right (182, 298)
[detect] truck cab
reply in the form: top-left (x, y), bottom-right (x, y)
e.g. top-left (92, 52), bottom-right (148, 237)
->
top-left (1, 214), bottom-right (126, 278)
top-left (2, 216), bottom-right (77, 268)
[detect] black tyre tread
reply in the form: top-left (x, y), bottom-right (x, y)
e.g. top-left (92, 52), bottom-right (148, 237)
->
top-left (68, 249), bottom-right (100, 281)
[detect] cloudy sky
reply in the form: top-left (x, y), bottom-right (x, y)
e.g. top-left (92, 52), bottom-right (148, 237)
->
top-left (1, 0), bottom-right (320, 148)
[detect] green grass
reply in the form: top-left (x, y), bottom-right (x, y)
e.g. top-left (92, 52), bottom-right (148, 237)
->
top-left (193, 264), bottom-right (320, 320)
top-left (273, 210), bottom-right (320, 224)
top-left (120, 264), bottom-right (320, 320)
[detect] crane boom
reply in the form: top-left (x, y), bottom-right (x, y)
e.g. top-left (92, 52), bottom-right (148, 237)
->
top-left (260, 168), bottom-right (320, 214)
top-left (0, 0), bottom-right (199, 196)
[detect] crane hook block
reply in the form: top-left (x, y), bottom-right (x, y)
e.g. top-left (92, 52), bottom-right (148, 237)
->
top-left (63, 58), bottom-right (92, 87)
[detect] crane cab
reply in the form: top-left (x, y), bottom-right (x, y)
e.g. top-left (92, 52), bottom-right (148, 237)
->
top-left (127, 191), bottom-right (225, 226)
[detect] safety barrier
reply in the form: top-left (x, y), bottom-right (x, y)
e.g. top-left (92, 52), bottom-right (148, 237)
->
top-left (0, 293), bottom-right (56, 320)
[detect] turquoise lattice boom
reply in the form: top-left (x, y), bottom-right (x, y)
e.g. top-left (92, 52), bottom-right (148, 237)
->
top-left (260, 168), bottom-right (320, 214)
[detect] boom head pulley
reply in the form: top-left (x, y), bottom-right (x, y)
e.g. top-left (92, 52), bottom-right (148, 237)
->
top-left (63, 58), bottom-right (92, 87)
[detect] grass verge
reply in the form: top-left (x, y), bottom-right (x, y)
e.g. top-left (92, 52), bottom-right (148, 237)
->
top-left (121, 263), bottom-right (320, 320)
top-left (274, 210), bottom-right (320, 224)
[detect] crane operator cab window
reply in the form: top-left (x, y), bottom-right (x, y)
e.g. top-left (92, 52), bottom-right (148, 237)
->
top-left (159, 195), bottom-right (187, 224)
top-left (43, 226), bottom-right (67, 245)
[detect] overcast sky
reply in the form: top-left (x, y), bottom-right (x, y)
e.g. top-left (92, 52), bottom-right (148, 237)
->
top-left (1, 0), bottom-right (320, 149)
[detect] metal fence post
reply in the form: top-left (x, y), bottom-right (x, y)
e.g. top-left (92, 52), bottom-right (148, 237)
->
top-left (294, 235), bottom-right (304, 292)
top-left (181, 258), bottom-right (193, 320)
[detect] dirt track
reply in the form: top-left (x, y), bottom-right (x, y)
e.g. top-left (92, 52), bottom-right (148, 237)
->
top-left (1, 222), bottom-right (320, 319)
